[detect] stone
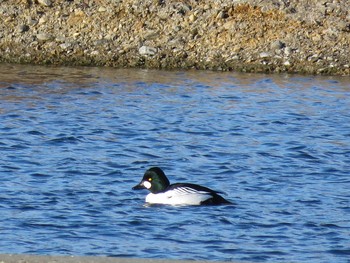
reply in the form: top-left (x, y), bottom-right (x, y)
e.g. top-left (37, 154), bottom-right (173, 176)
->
top-left (18, 24), bottom-right (29, 33)
top-left (271, 40), bottom-right (285, 50)
top-left (37, 0), bottom-right (52, 7)
top-left (38, 16), bottom-right (48, 25)
top-left (284, 47), bottom-right (292, 56)
top-left (55, 36), bottom-right (66, 42)
top-left (188, 14), bottom-right (196, 22)
top-left (27, 17), bottom-right (38, 26)
top-left (338, 21), bottom-right (350, 32)
top-left (312, 34), bottom-right (322, 42)
top-left (259, 52), bottom-right (271, 58)
top-left (139, 46), bottom-right (157, 56)
top-left (36, 33), bottom-right (52, 41)
top-left (144, 30), bottom-right (159, 40)
top-left (59, 43), bottom-right (71, 50)
top-left (90, 50), bottom-right (100, 56)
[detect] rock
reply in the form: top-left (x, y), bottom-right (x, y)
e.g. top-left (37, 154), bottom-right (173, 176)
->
top-left (223, 20), bottom-right (235, 30)
top-left (59, 43), bottom-right (71, 50)
top-left (144, 30), bottom-right (159, 40)
top-left (338, 21), bottom-right (350, 32)
top-left (36, 33), bottom-right (52, 41)
top-left (55, 36), bottom-right (66, 42)
top-left (4, 17), bottom-right (13, 23)
top-left (216, 10), bottom-right (229, 19)
top-left (284, 47), bottom-right (292, 56)
top-left (188, 14), bottom-right (196, 22)
top-left (271, 40), bottom-right (285, 50)
top-left (37, 0), bottom-right (52, 7)
top-left (260, 52), bottom-right (271, 58)
top-left (90, 50), bottom-right (100, 56)
top-left (38, 16), bottom-right (48, 25)
top-left (139, 46), bottom-right (157, 56)
top-left (27, 17), bottom-right (38, 26)
top-left (312, 34), bottom-right (322, 42)
top-left (18, 24), bottom-right (29, 33)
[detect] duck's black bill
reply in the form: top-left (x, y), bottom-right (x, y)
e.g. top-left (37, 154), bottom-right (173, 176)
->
top-left (132, 183), bottom-right (145, 190)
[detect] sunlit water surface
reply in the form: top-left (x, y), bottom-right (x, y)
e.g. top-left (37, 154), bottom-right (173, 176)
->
top-left (0, 64), bottom-right (349, 263)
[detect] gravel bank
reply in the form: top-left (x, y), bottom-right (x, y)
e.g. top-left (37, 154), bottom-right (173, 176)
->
top-left (0, 255), bottom-right (236, 263)
top-left (0, 0), bottom-right (349, 75)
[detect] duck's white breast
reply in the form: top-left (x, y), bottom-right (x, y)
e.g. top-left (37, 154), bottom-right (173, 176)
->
top-left (145, 187), bottom-right (212, 205)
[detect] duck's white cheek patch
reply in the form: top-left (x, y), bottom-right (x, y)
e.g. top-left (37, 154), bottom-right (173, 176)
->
top-left (143, 181), bottom-right (152, 189)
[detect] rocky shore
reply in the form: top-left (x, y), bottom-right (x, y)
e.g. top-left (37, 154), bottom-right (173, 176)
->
top-left (0, 0), bottom-right (349, 75)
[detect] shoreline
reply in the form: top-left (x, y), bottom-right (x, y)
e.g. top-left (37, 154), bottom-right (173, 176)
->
top-left (0, 254), bottom-right (241, 263)
top-left (0, 0), bottom-right (349, 76)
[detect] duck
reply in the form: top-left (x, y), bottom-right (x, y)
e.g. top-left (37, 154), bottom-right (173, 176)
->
top-left (132, 167), bottom-right (231, 206)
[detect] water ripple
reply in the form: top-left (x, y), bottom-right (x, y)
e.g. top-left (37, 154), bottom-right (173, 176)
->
top-left (0, 65), bottom-right (349, 263)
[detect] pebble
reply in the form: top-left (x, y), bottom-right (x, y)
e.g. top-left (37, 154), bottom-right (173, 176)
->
top-left (27, 17), bottom-right (38, 26)
top-left (59, 43), bottom-right (71, 50)
top-left (90, 50), bottom-right (100, 56)
top-left (55, 36), bottom-right (66, 42)
top-left (18, 24), bottom-right (29, 33)
top-left (37, 0), bottom-right (52, 7)
top-left (36, 33), bottom-right (52, 41)
top-left (144, 30), bottom-right (159, 40)
top-left (312, 34), bottom-right (322, 42)
top-left (38, 16), bottom-right (48, 25)
top-left (271, 40), bottom-right (285, 50)
top-left (139, 46), bottom-right (157, 56)
top-left (188, 14), bottom-right (196, 22)
top-left (216, 10), bottom-right (228, 19)
top-left (284, 47), bottom-right (292, 56)
top-left (260, 52), bottom-right (271, 58)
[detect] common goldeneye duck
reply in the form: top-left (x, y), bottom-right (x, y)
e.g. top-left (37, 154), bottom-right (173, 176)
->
top-left (132, 167), bottom-right (231, 206)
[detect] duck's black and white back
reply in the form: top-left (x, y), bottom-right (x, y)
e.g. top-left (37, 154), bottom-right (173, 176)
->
top-left (133, 167), bottom-right (231, 206)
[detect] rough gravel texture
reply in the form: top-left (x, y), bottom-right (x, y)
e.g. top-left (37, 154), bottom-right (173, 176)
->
top-left (0, 0), bottom-right (349, 75)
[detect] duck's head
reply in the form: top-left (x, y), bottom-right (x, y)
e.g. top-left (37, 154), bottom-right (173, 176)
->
top-left (132, 167), bottom-right (170, 194)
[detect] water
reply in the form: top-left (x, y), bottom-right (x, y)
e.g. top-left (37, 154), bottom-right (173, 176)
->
top-left (0, 63), bottom-right (349, 263)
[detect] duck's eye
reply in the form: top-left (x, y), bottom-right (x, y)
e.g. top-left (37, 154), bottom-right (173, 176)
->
top-left (148, 178), bottom-right (152, 182)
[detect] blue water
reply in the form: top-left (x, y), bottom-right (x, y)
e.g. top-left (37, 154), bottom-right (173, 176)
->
top-left (0, 64), bottom-right (349, 262)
